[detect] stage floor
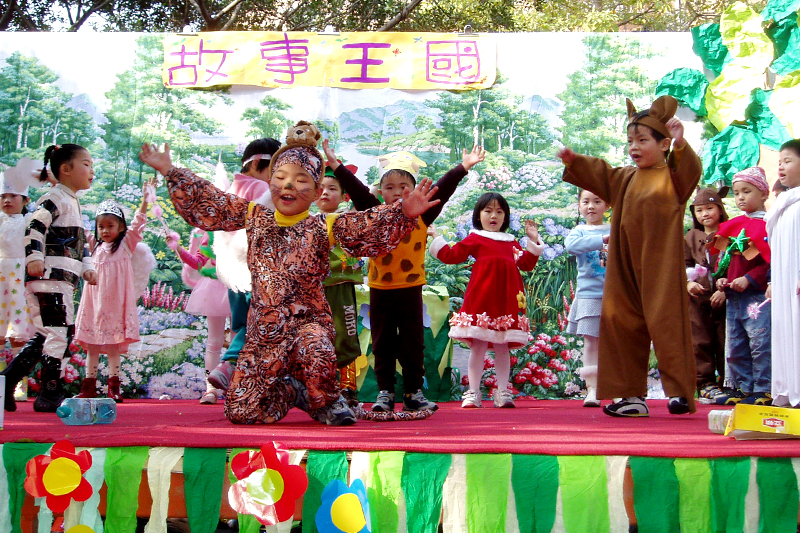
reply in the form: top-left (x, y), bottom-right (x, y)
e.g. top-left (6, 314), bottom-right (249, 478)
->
top-left (2, 399), bottom-right (798, 458)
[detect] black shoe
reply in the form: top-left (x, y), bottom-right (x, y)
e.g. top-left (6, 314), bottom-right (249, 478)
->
top-left (33, 356), bottom-right (65, 413)
top-left (0, 334), bottom-right (44, 412)
top-left (715, 388), bottom-right (746, 406)
top-left (739, 391), bottom-right (772, 405)
top-left (667, 396), bottom-right (690, 415)
top-left (603, 397), bottom-right (649, 417)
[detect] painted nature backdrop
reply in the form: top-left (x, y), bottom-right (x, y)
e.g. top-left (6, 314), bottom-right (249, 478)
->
top-left (1, 16), bottom-right (795, 401)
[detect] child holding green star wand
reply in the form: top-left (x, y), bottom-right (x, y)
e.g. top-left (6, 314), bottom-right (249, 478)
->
top-left (712, 167), bottom-right (772, 406)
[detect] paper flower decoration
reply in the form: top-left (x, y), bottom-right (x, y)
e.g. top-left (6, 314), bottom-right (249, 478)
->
top-left (228, 443), bottom-right (308, 526)
top-left (315, 478), bottom-right (371, 533)
top-left (24, 440), bottom-right (93, 513)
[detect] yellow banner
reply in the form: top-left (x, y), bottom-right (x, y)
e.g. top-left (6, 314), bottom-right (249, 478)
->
top-left (162, 31), bottom-right (496, 90)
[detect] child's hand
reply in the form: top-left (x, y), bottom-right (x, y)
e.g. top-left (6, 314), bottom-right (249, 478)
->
top-left (710, 290), bottom-right (726, 308)
top-left (687, 281), bottom-right (707, 297)
top-left (602, 234), bottom-right (610, 244)
top-left (322, 139), bottom-right (340, 172)
top-left (27, 260), bottom-right (44, 278)
top-left (715, 277), bottom-right (728, 291)
top-left (766, 284), bottom-right (772, 300)
top-left (83, 270), bottom-right (98, 285)
top-left (462, 145), bottom-right (486, 171)
top-left (557, 147), bottom-right (576, 165)
top-left (729, 276), bottom-right (750, 292)
top-left (427, 225), bottom-right (439, 239)
top-left (401, 178), bottom-right (440, 218)
top-left (141, 178), bottom-right (157, 212)
top-left (525, 219), bottom-right (539, 242)
top-left (166, 234), bottom-right (180, 251)
top-left (139, 143), bottom-right (174, 176)
top-left (666, 117), bottom-right (685, 148)
top-left (796, 278), bottom-right (800, 296)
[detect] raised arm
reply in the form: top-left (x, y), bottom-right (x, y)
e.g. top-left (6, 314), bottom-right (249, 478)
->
top-left (140, 144), bottom-right (250, 232)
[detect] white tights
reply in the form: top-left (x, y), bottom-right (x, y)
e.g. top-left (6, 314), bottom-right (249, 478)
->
top-left (468, 339), bottom-right (511, 392)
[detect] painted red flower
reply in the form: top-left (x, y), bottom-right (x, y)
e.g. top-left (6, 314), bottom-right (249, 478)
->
top-left (228, 443), bottom-right (308, 526)
top-left (25, 441), bottom-right (93, 513)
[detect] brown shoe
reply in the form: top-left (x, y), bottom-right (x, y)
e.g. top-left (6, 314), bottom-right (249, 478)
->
top-left (76, 377), bottom-right (97, 398)
top-left (107, 376), bottom-right (124, 403)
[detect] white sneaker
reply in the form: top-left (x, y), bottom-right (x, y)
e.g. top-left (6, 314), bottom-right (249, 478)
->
top-left (461, 389), bottom-right (482, 408)
top-left (493, 388), bottom-right (515, 408)
top-left (583, 387), bottom-right (600, 407)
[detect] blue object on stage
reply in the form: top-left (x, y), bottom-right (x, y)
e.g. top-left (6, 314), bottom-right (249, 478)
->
top-left (56, 397), bottom-right (117, 425)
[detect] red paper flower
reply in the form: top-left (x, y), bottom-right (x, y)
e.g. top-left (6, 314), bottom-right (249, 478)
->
top-left (228, 443), bottom-right (308, 526)
top-left (25, 441), bottom-right (93, 513)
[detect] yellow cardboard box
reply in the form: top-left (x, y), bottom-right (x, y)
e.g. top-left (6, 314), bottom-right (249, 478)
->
top-left (724, 403), bottom-right (800, 440)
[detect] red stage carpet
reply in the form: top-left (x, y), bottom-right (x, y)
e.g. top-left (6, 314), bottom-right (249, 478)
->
top-left (2, 398), bottom-right (798, 457)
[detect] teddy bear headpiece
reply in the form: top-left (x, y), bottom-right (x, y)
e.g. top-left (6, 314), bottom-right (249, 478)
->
top-left (269, 121), bottom-right (324, 184)
top-left (626, 95), bottom-right (678, 139)
top-left (96, 199), bottom-right (126, 222)
top-left (378, 151), bottom-right (427, 179)
top-left (1, 157), bottom-right (42, 197)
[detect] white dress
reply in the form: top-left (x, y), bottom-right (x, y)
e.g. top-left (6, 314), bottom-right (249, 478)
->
top-left (765, 187), bottom-right (800, 407)
top-left (0, 213), bottom-right (33, 341)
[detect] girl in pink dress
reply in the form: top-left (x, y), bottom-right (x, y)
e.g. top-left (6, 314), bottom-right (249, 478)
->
top-left (74, 181), bottom-right (152, 402)
top-left (168, 228), bottom-right (230, 404)
top-left (429, 192), bottom-right (544, 408)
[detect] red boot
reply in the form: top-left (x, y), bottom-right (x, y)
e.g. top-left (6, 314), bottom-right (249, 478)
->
top-left (107, 376), bottom-right (124, 403)
top-left (75, 377), bottom-right (97, 398)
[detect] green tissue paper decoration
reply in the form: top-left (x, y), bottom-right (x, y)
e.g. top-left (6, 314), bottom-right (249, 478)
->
top-left (702, 126), bottom-right (760, 187)
top-left (656, 68), bottom-right (708, 115)
top-left (745, 89), bottom-right (793, 150)
top-left (691, 24), bottom-right (732, 76)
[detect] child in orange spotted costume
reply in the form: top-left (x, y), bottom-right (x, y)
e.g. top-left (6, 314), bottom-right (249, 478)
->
top-left (324, 141), bottom-right (485, 412)
top-left (140, 122), bottom-right (441, 425)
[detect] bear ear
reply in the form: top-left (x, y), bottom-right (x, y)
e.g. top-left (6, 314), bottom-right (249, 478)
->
top-left (649, 95), bottom-right (678, 123)
top-left (626, 98), bottom-right (637, 121)
top-left (717, 185), bottom-right (730, 198)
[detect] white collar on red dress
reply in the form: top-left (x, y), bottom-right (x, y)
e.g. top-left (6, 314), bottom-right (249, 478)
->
top-left (470, 229), bottom-right (515, 241)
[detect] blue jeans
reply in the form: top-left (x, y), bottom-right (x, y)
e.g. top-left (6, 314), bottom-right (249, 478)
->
top-left (725, 291), bottom-right (771, 393)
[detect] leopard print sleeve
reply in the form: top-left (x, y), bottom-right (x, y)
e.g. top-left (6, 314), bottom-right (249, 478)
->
top-left (165, 167), bottom-right (249, 232)
top-left (331, 201), bottom-right (417, 258)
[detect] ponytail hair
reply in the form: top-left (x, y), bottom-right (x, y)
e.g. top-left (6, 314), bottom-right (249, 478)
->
top-left (40, 144), bottom-right (87, 183)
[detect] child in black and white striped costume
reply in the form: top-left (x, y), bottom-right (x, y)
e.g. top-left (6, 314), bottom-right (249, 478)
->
top-left (0, 144), bottom-right (97, 412)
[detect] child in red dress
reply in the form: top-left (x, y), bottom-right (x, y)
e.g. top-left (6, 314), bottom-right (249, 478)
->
top-left (428, 192), bottom-right (543, 408)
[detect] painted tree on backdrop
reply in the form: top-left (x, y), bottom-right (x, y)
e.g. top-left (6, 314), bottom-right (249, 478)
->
top-left (558, 34), bottom-right (659, 164)
top-left (426, 74), bottom-right (555, 163)
top-left (0, 52), bottom-right (97, 163)
top-left (102, 34), bottom-right (229, 183)
top-left (241, 95), bottom-right (292, 140)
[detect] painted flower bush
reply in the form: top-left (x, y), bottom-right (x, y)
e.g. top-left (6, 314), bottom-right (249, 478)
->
top-left (461, 329), bottom-right (585, 400)
top-left (515, 163), bottom-right (560, 192)
top-left (477, 167), bottom-right (514, 190)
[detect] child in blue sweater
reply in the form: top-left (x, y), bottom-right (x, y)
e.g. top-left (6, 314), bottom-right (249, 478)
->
top-left (565, 189), bottom-right (610, 407)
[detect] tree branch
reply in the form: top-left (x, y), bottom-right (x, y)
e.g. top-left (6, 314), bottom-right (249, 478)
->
top-left (68, 0), bottom-right (114, 31)
top-left (218, 1), bottom-right (243, 30)
top-left (377, 0), bottom-right (424, 31)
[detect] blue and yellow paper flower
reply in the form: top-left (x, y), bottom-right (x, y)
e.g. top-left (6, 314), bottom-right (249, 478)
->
top-left (315, 478), bottom-right (371, 533)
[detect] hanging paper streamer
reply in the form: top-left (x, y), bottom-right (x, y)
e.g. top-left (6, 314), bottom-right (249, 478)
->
top-left (228, 442), bottom-right (308, 526)
top-left (24, 441), bottom-right (93, 513)
top-left (315, 478), bottom-right (371, 533)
